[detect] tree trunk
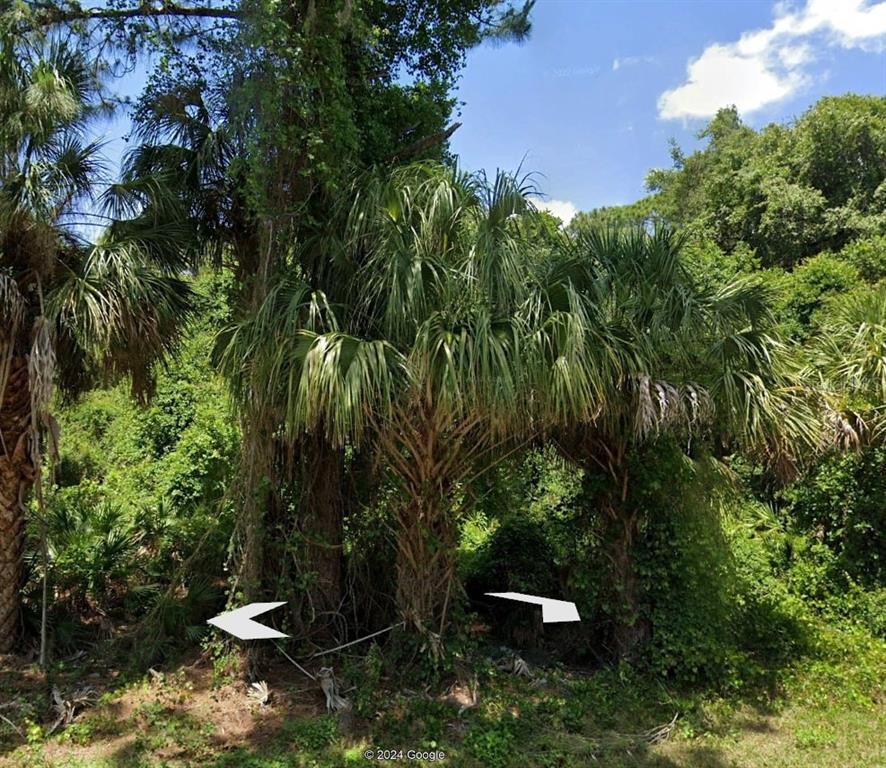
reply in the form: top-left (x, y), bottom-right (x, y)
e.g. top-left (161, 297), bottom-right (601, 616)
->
top-left (288, 432), bottom-right (344, 639)
top-left (236, 418), bottom-right (273, 605)
top-left (0, 358), bottom-right (34, 653)
top-left (384, 404), bottom-right (470, 648)
top-left (395, 491), bottom-right (458, 642)
top-left (569, 438), bottom-right (650, 661)
top-left (598, 451), bottom-right (650, 659)
top-left (607, 507), bottom-right (648, 659)
top-left (303, 445), bottom-right (344, 621)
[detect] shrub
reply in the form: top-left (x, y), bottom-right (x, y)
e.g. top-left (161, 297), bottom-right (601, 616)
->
top-left (781, 447), bottom-right (886, 587)
top-left (463, 708), bottom-right (518, 768)
top-left (838, 234), bottom-right (886, 282)
top-left (778, 253), bottom-right (860, 338)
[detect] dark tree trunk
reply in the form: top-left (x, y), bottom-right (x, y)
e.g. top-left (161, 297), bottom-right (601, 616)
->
top-left (606, 506), bottom-right (649, 659)
top-left (290, 432), bottom-right (345, 638)
top-left (566, 435), bottom-right (651, 662)
top-left (0, 358), bottom-right (34, 653)
top-left (597, 449), bottom-right (651, 660)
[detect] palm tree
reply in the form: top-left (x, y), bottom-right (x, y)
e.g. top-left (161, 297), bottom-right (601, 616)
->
top-left (216, 163), bottom-right (543, 644)
top-left (814, 284), bottom-right (886, 409)
top-left (106, 64), bottom-right (253, 278)
top-left (532, 228), bottom-right (820, 657)
top-left (121, 70), bottom-right (356, 637)
top-left (0, 35), bottom-right (193, 653)
top-left (217, 166), bottom-right (822, 659)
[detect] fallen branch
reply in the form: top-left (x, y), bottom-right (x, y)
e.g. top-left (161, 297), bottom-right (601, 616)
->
top-left (307, 621), bottom-right (405, 659)
top-left (642, 712), bottom-right (679, 745)
top-left (538, 713), bottom-right (680, 761)
top-left (0, 709), bottom-right (23, 738)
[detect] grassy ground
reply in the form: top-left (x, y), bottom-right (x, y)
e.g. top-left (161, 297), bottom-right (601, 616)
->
top-left (1, 626), bottom-right (882, 768)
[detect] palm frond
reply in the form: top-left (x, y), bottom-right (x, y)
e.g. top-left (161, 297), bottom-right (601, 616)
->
top-left (814, 284), bottom-right (886, 404)
top-left (47, 240), bottom-right (195, 398)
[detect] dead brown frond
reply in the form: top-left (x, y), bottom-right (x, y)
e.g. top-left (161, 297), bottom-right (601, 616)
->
top-left (48, 685), bottom-right (97, 735)
top-left (822, 403), bottom-right (865, 451)
top-left (0, 273), bottom-right (25, 413)
top-left (632, 375), bottom-right (713, 441)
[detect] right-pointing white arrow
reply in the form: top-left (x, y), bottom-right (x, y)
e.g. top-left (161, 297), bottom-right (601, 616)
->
top-left (485, 592), bottom-right (581, 623)
top-left (207, 602), bottom-right (290, 640)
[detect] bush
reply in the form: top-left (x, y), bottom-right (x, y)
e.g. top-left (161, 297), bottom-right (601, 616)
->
top-left (24, 273), bottom-right (239, 652)
top-left (462, 515), bottom-right (559, 597)
top-left (40, 488), bottom-right (142, 614)
top-left (464, 708), bottom-right (518, 768)
top-left (781, 447), bottom-right (886, 587)
top-left (837, 234), bottom-right (886, 282)
top-left (778, 253), bottom-right (860, 338)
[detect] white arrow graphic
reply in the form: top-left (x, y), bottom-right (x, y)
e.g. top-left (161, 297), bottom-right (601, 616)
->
top-left (207, 602), bottom-right (290, 640)
top-left (485, 592), bottom-right (581, 623)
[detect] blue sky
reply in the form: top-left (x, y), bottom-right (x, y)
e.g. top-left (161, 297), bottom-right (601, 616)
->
top-left (97, 1), bottom-right (885, 223)
top-left (450, 0), bottom-right (886, 221)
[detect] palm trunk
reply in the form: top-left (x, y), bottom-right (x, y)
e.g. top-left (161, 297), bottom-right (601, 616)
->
top-left (0, 358), bottom-right (34, 653)
top-left (569, 437), bottom-right (649, 661)
top-left (606, 506), bottom-right (647, 658)
top-left (287, 432), bottom-right (344, 638)
top-left (600, 456), bottom-right (649, 660)
top-left (303, 446), bottom-right (344, 621)
top-left (395, 492), bottom-right (458, 639)
top-left (384, 403), bottom-right (472, 645)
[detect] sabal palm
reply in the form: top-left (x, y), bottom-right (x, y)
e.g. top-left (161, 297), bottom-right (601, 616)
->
top-left (105, 71), bottom-right (246, 274)
top-left (541, 228), bottom-right (816, 448)
top-left (810, 283), bottom-right (886, 443)
top-left (218, 164), bottom-right (822, 652)
top-left (0, 36), bottom-right (193, 652)
top-left (216, 163), bottom-right (541, 638)
top-left (532, 227), bottom-right (819, 656)
top-left (815, 284), bottom-right (886, 401)
top-left (122, 73), bottom-right (366, 638)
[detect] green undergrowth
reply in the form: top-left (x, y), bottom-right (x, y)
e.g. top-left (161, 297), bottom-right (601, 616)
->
top-left (4, 619), bottom-right (883, 768)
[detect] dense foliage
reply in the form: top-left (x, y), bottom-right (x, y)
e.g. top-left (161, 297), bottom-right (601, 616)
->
top-left (14, 96), bottom-right (883, 684)
top-left (0, 3), bottom-right (884, 766)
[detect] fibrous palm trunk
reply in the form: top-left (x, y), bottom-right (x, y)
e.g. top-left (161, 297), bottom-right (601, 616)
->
top-left (568, 436), bottom-right (650, 660)
top-left (606, 504), bottom-right (648, 659)
top-left (597, 450), bottom-right (649, 659)
top-left (395, 489), bottom-right (458, 639)
top-left (599, 453), bottom-right (649, 659)
top-left (0, 358), bottom-right (34, 653)
top-left (384, 403), bottom-right (478, 645)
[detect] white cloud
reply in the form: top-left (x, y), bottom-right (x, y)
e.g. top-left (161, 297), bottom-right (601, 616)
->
top-left (612, 55), bottom-right (655, 71)
top-left (530, 197), bottom-right (578, 225)
top-left (658, 42), bottom-right (808, 120)
top-left (659, 0), bottom-right (886, 120)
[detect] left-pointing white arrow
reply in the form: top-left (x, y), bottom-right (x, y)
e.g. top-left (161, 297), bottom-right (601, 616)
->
top-left (207, 602), bottom-right (290, 640)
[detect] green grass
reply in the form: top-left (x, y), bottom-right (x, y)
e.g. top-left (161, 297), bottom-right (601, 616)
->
top-left (2, 626), bottom-right (883, 768)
